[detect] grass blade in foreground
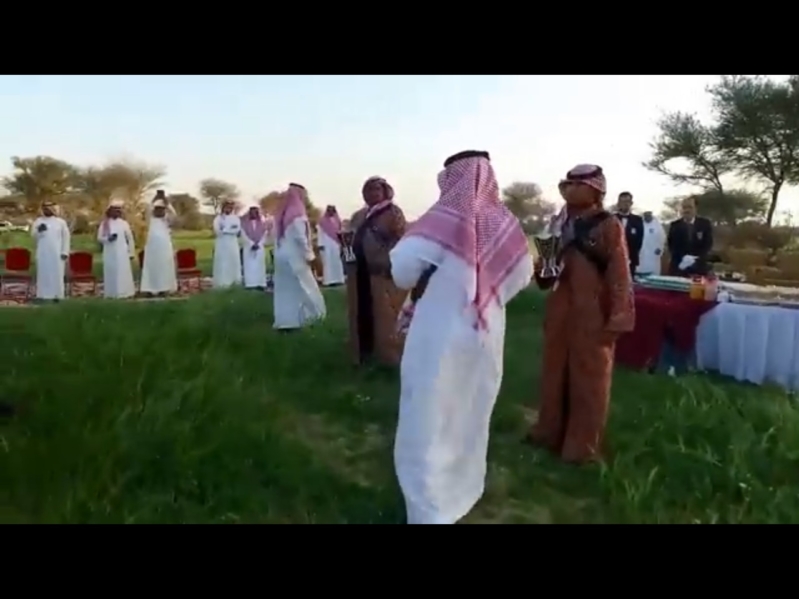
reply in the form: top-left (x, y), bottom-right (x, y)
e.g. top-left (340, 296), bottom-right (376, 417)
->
top-left (1, 289), bottom-right (797, 523)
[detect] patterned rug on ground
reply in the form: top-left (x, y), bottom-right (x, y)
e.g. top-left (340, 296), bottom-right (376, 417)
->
top-left (0, 277), bottom-right (217, 307)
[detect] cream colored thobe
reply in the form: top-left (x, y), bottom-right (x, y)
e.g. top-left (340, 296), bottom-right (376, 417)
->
top-left (637, 218), bottom-right (666, 275)
top-left (390, 236), bottom-right (533, 525)
top-left (316, 225), bottom-right (345, 286)
top-left (242, 222), bottom-right (269, 289)
top-left (140, 206), bottom-right (178, 294)
top-left (98, 218), bottom-right (136, 299)
top-left (31, 215), bottom-right (70, 300)
top-left (272, 218), bottom-right (326, 329)
top-left (212, 214), bottom-right (242, 288)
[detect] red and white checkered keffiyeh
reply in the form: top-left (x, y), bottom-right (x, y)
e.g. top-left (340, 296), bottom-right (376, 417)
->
top-left (275, 184), bottom-right (307, 241)
top-left (558, 163), bottom-right (606, 194)
top-left (101, 199), bottom-right (125, 238)
top-left (551, 163), bottom-right (607, 233)
top-left (405, 153), bottom-right (529, 330)
top-left (319, 205), bottom-right (342, 240)
top-left (241, 205), bottom-right (268, 243)
top-left (363, 176), bottom-right (395, 219)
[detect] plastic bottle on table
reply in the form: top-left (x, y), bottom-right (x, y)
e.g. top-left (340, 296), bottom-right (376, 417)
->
top-left (689, 276), bottom-right (705, 300)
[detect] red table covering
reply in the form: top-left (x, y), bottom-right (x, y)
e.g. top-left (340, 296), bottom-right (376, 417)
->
top-left (615, 288), bottom-right (717, 370)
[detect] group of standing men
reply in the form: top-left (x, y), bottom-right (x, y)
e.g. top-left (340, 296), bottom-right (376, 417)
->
top-left (262, 161), bottom-right (654, 526)
top-left (612, 192), bottom-right (714, 277)
top-left (262, 162), bottom-right (534, 525)
top-left (28, 189), bottom-right (348, 303)
top-left (210, 200), bottom-right (274, 291)
top-left (22, 164), bottom-right (720, 526)
top-left (613, 191), bottom-right (666, 276)
top-left (31, 192), bottom-right (184, 301)
top-left (213, 191), bottom-right (347, 328)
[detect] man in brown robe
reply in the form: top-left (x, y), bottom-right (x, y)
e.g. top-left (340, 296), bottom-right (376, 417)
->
top-left (345, 176), bottom-right (408, 366)
top-left (527, 164), bottom-right (634, 464)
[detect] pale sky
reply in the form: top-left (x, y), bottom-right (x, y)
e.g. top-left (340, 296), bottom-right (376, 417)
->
top-left (0, 74), bottom-right (796, 219)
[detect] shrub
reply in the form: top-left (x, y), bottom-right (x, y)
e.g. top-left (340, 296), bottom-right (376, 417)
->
top-left (729, 222), bottom-right (792, 265)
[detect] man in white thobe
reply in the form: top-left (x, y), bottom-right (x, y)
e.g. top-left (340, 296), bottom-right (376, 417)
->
top-left (272, 183), bottom-right (326, 330)
top-left (140, 191), bottom-right (178, 297)
top-left (316, 204), bottom-right (345, 286)
top-left (637, 210), bottom-right (666, 276)
top-left (389, 150), bottom-right (533, 525)
top-left (240, 204), bottom-right (270, 290)
top-left (212, 200), bottom-right (242, 288)
top-left (31, 200), bottom-right (71, 301)
top-left (97, 200), bottom-right (136, 299)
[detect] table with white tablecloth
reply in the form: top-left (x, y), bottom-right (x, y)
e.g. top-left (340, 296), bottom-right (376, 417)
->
top-left (696, 302), bottom-right (799, 392)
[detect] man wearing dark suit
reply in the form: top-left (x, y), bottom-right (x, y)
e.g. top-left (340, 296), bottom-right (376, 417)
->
top-left (666, 196), bottom-right (713, 276)
top-left (615, 191), bottom-right (644, 275)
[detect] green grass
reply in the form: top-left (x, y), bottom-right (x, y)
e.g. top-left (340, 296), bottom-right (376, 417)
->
top-left (1, 288), bottom-right (798, 523)
top-left (0, 230), bottom-right (218, 276)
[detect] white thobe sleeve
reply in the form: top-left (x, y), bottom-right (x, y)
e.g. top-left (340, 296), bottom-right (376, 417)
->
top-left (124, 222), bottom-right (136, 256)
top-left (499, 254), bottom-right (534, 304)
top-left (60, 220), bottom-right (71, 256)
top-left (390, 237), bottom-right (439, 290)
top-left (97, 223), bottom-right (107, 243)
top-left (213, 216), bottom-right (224, 236)
top-left (316, 225), bottom-right (324, 247)
top-left (289, 219), bottom-right (315, 262)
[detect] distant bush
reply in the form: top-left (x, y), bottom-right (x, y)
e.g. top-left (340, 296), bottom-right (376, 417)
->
top-left (70, 213), bottom-right (93, 235)
top-left (729, 221), bottom-right (792, 264)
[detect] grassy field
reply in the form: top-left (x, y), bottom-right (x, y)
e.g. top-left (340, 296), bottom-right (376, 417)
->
top-left (1, 288), bottom-right (798, 524)
top-left (0, 230), bottom-right (218, 276)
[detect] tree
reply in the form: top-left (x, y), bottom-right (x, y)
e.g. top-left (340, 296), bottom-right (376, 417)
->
top-left (646, 76), bottom-right (799, 227)
top-left (258, 191), bottom-right (283, 215)
top-left (199, 178), bottom-right (240, 214)
top-left (659, 197), bottom-right (681, 223)
top-left (2, 156), bottom-right (79, 212)
top-left (70, 213), bottom-right (93, 235)
top-left (0, 194), bottom-right (26, 218)
top-left (659, 189), bottom-right (767, 227)
top-left (303, 194), bottom-right (321, 225)
top-left (74, 161), bottom-right (164, 214)
top-left (501, 181), bottom-right (555, 234)
top-left (168, 193), bottom-right (203, 230)
top-left (729, 221), bottom-right (793, 264)
top-left (710, 75), bottom-right (799, 226)
top-left (644, 113), bottom-right (732, 193)
top-left (73, 160), bottom-right (165, 242)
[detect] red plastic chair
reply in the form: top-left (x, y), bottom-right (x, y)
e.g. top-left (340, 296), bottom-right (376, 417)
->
top-left (67, 251), bottom-right (97, 296)
top-left (0, 247), bottom-right (33, 299)
top-left (175, 248), bottom-right (202, 293)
